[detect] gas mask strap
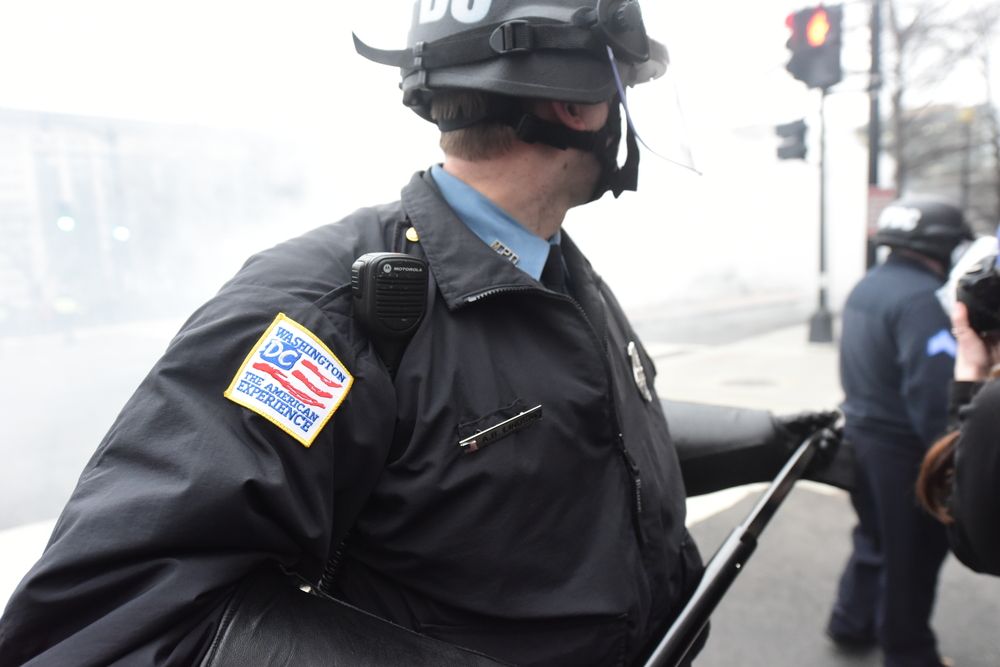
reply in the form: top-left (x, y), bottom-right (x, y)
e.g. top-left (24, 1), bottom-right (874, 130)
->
top-left (507, 102), bottom-right (639, 200)
top-left (511, 114), bottom-right (605, 152)
top-left (433, 97), bottom-right (606, 152)
top-left (432, 98), bottom-right (637, 200)
top-left (601, 120), bottom-right (639, 199)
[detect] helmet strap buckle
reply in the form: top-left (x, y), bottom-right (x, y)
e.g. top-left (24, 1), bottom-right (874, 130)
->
top-left (490, 21), bottom-right (534, 54)
top-left (412, 41), bottom-right (427, 70)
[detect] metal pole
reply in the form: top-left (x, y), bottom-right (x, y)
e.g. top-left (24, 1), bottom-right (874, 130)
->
top-left (809, 89), bottom-right (834, 343)
top-left (866, 0), bottom-right (883, 268)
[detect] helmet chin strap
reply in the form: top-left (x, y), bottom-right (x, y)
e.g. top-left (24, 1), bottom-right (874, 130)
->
top-left (434, 98), bottom-right (640, 201)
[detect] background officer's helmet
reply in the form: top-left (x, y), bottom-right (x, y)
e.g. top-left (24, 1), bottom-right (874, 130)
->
top-left (354, 0), bottom-right (669, 121)
top-left (873, 196), bottom-right (974, 268)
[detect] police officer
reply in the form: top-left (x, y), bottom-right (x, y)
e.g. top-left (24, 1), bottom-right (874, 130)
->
top-left (826, 196), bottom-right (974, 667)
top-left (1, 2), bottom-right (837, 665)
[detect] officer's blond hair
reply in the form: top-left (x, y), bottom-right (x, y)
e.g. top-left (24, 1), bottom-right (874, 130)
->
top-left (431, 91), bottom-right (517, 161)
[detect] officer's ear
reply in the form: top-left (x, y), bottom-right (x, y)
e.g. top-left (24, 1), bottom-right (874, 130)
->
top-left (546, 100), bottom-right (607, 132)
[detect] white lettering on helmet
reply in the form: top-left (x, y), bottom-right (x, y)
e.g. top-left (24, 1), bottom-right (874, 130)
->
top-left (451, 0), bottom-right (492, 23)
top-left (878, 205), bottom-right (922, 232)
top-left (418, 0), bottom-right (492, 25)
top-left (419, 0), bottom-right (449, 23)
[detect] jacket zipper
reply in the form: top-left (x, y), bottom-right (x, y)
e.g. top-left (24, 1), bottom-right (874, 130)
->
top-left (465, 285), bottom-right (533, 303)
top-left (465, 286), bottom-right (646, 545)
top-left (619, 436), bottom-right (646, 545)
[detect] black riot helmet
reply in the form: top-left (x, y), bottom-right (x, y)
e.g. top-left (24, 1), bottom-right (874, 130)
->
top-left (872, 196), bottom-right (974, 267)
top-left (353, 0), bottom-right (670, 200)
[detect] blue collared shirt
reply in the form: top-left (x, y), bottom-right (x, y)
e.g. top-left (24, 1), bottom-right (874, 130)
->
top-left (431, 164), bottom-right (559, 281)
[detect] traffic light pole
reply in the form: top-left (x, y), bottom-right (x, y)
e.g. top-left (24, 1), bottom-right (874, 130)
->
top-left (808, 89), bottom-right (834, 343)
top-left (866, 0), bottom-right (883, 269)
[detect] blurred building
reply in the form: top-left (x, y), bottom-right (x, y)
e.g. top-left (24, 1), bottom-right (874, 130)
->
top-left (0, 108), bottom-right (304, 334)
top-left (893, 103), bottom-right (999, 233)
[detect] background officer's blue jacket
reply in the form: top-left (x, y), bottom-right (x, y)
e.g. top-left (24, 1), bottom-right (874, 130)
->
top-left (839, 254), bottom-right (954, 448)
top-left (0, 170), bottom-right (701, 667)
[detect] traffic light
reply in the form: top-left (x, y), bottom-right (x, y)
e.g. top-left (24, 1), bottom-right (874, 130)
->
top-left (785, 4), bottom-right (843, 90)
top-left (776, 119), bottom-right (808, 160)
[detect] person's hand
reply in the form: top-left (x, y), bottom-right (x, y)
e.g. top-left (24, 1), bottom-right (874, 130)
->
top-left (951, 302), bottom-right (992, 381)
top-left (806, 430), bottom-right (854, 491)
top-left (774, 409), bottom-right (853, 491)
top-left (774, 409), bottom-right (840, 446)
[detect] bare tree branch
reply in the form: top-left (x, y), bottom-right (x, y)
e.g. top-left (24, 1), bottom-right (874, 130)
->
top-left (882, 0), bottom-right (1000, 222)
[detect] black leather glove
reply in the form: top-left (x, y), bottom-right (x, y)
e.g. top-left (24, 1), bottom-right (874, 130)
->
top-left (774, 410), bottom-right (853, 491)
top-left (774, 409), bottom-right (840, 446)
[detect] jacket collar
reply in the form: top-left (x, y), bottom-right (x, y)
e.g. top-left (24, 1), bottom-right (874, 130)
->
top-left (402, 170), bottom-right (547, 310)
top-left (429, 165), bottom-right (555, 281)
top-left (886, 251), bottom-right (946, 281)
top-left (401, 170), bottom-right (610, 343)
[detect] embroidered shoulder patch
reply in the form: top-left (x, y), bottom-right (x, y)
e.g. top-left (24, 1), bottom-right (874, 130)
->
top-left (225, 313), bottom-right (353, 447)
top-left (926, 328), bottom-right (957, 359)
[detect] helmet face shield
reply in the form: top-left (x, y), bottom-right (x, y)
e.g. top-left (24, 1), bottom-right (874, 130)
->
top-left (607, 5), bottom-right (699, 176)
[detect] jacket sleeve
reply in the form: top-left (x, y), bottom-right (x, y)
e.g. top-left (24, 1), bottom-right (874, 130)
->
top-left (948, 379), bottom-right (1000, 576)
top-left (893, 292), bottom-right (955, 447)
top-left (664, 400), bottom-right (846, 496)
top-left (0, 284), bottom-right (395, 666)
top-left (662, 400), bottom-right (787, 497)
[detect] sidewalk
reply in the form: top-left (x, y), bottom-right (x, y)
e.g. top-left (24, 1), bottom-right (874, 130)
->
top-left (650, 323), bottom-right (842, 413)
top-left (653, 322), bottom-right (845, 541)
top-left (650, 324), bottom-right (1000, 667)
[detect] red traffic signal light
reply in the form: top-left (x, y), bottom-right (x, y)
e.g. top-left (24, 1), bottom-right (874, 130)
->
top-left (806, 8), bottom-right (831, 47)
top-left (786, 4), bottom-right (843, 90)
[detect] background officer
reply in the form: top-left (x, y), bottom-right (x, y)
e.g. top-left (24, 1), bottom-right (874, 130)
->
top-left (826, 196), bottom-right (974, 667)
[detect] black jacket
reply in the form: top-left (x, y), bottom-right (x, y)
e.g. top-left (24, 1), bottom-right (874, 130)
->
top-left (839, 254), bottom-right (954, 448)
top-left (948, 380), bottom-right (1000, 576)
top-left (0, 171), bottom-right (701, 667)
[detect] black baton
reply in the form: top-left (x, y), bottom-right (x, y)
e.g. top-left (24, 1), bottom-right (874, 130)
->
top-left (644, 429), bottom-right (834, 667)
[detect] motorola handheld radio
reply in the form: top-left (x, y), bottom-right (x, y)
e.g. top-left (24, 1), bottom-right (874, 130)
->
top-left (351, 252), bottom-right (429, 376)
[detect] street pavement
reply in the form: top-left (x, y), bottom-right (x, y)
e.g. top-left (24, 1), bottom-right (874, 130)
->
top-left (648, 323), bottom-right (1000, 667)
top-left (2, 311), bottom-right (999, 666)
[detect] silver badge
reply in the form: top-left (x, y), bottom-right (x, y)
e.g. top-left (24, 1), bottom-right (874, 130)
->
top-left (489, 239), bottom-right (520, 265)
top-left (628, 341), bottom-right (652, 403)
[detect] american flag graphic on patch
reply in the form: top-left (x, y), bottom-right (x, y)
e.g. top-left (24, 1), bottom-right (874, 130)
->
top-left (225, 313), bottom-right (353, 447)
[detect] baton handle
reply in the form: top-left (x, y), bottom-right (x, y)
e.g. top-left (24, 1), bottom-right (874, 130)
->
top-left (643, 431), bottom-right (826, 667)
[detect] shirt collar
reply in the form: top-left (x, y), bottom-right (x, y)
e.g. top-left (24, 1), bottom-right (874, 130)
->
top-left (402, 170), bottom-right (594, 312)
top-left (430, 164), bottom-right (559, 281)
